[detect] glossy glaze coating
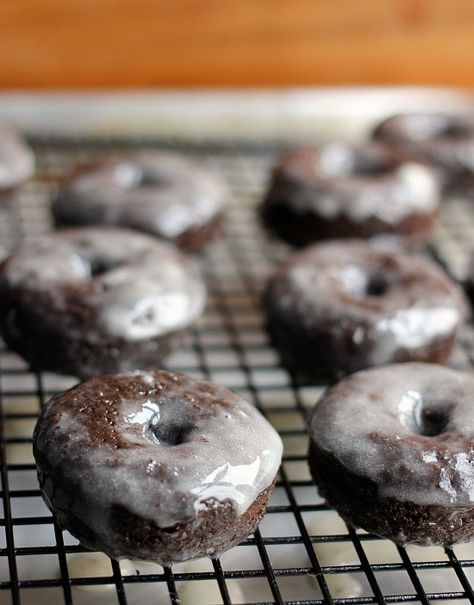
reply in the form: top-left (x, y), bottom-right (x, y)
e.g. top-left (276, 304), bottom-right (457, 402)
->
top-left (33, 370), bottom-right (283, 561)
top-left (263, 240), bottom-right (466, 381)
top-left (0, 228), bottom-right (206, 376)
top-left (53, 152), bottom-right (225, 251)
top-left (0, 128), bottom-right (35, 193)
top-left (308, 363), bottom-right (474, 545)
top-left (261, 142), bottom-right (440, 246)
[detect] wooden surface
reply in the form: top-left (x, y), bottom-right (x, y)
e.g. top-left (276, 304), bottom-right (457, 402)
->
top-left (1, 0), bottom-right (474, 89)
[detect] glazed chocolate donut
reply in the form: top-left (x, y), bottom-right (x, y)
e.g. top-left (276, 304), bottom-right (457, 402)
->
top-left (0, 228), bottom-right (206, 377)
top-left (308, 363), bottom-right (474, 546)
top-left (374, 113), bottom-right (474, 195)
top-left (263, 240), bottom-right (466, 383)
top-left (52, 152), bottom-right (226, 252)
top-left (0, 128), bottom-right (35, 200)
top-left (33, 370), bottom-right (283, 562)
top-left (261, 142), bottom-right (440, 247)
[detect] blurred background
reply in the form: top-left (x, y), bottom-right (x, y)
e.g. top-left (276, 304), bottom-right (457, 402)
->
top-left (1, 0), bottom-right (474, 89)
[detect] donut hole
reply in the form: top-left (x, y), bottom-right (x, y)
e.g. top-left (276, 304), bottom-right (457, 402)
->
top-left (353, 157), bottom-right (390, 177)
top-left (353, 144), bottom-right (393, 177)
top-left (399, 391), bottom-right (452, 437)
top-left (402, 115), bottom-right (467, 141)
top-left (89, 257), bottom-right (123, 277)
top-left (416, 407), bottom-right (451, 437)
top-left (133, 171), bottom-right (161, 189)
top-left (365, 274), bottom-right (390, 297)
top-left (440, 121), bottom-right (468, 140)
top-left (113, 163), bottom-right (163, 189)
top-left (338, 266), bottom-right (391, 300)
top-left (145, 422), bottom-right (195, 447)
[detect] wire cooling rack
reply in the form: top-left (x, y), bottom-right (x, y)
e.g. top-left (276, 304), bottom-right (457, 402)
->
top-left (1, 137), bottom-right (474, 605)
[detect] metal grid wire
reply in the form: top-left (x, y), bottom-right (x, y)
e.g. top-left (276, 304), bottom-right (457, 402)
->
top-left (1, 137), bottom-right (474, 605)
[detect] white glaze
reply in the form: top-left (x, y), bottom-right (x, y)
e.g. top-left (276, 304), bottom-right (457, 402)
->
top-left (35, 371), bottom-right (282, 560)
top-left (279, 144), bottom-right (440, 223)
top-left (297, 161), bottom-right (438, 222)
top-left (372, 306), bottom-right (460, 364)
top-left (54, 152), bottom-right (225, 238)
top-left (3, 240), bottom-right (91, 288)
top-left (1, 228), bottom-right (206, 342)
top-left (0, 128), bottom-right (35, 189)
top-left (96, 261), bottom-right (205, 341)
top-left (316, 142), bottom-right (355, 178)
top-left (309, 363), bottom-right (474, 506)
top-left (191, 455), bottom-right (270, 512)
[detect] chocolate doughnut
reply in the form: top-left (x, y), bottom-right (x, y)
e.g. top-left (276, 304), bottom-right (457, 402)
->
top-left (0, 128), bottom-right (35, 200)
top-left (374, 113), bottom-right (474, 195)
top-left (308, 363), bottom-right (474, 546)
top-left (33, 370), bottom-right (283, 562)
top-left (0, 228), bottom-right (206, 377)
top-left (52, 152), bottom-right (226, 252)
top-left (263, 240), bottom-right (466, 383)
top-left (261, 142), bottom-right (440, 247)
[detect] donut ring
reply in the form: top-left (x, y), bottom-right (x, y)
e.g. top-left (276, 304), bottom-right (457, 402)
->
top-left (33, 370), bottom-right (283, 562)
top-left (53, 152), bottom-right (226, 252)
top-left (263, 240), bottom-right (466, 382)
top-left (261, 142), bottom-right (440, 247)
top-left (374, 113), bottom-right (474, 194)
top-left (308, 363), bottom-right (474, 546)
top-left (0, 227), bottom-right (206, 377)
top-left (0, 128), bottom-right (35, 200)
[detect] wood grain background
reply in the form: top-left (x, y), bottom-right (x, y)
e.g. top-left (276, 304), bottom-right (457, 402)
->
top-left (1, 0), bottom-right (474, 89)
